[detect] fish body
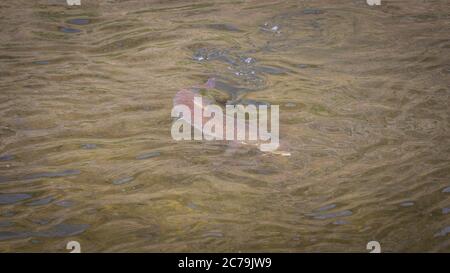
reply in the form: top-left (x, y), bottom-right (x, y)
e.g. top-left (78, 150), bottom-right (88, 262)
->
top-left (172, 78), bottom-right (290, 156)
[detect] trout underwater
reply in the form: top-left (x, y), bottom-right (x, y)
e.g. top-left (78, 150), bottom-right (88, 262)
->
top-left (172, 78), bottom-right (291, 156)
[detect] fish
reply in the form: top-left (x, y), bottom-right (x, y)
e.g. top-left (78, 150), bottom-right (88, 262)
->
top-left (172, 78), bottom-right (290, 156)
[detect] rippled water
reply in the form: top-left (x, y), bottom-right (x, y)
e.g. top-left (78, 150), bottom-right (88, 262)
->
top-left (0, 0), bottom-right (449, 252)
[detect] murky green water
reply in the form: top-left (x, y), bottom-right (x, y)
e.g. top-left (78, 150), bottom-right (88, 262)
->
top-left (0, 0), bottom-right (449, 252)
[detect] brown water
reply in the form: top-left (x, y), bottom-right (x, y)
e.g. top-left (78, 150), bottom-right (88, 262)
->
top-left (0, 0), bottom-right (449, 252)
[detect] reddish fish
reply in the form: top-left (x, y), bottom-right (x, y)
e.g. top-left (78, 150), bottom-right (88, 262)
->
top-left (172, 78), bottom-right (290, 156)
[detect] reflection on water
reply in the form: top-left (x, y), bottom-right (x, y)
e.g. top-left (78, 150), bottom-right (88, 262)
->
top-left (0, 0), bottom-right (449, 252)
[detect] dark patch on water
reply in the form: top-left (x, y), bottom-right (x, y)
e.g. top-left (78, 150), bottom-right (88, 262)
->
top-left (32, 218), bottom-right (51, 225)
top-left (26, 196), bottom-right (54, 206)
top-left (24, 169), bottom-right (81, 180)
top-left (67, 18), bottom-right (90, 25)
top-left (247, 167), bottom-right (278, 175)
top-left (434, 226), bottom-right (450, 237)
top-left (33, 60), bottom-right (50, 65)
top-left (0, 223), bottom-right (89, 241)
top-left (113, 176), bottom-right (134, 185)
top-left (0, 220), bottom-right (13, 227)
top-left (58, 27), bottom-right (81, 33)
top-left (303, 8), bottom-right (323, 15)
top-left (81, 143), bottom-right (97, 149)
top-left (0, 193), bottom-right (32, 205)
top-left (206, 23), bottom-right (242, 32)
top-left (297, 63), bottom-right (319, 69)
top-left (136, 151), bottom-right (161, 160)
top-left (2, 210), bottom-right (15, 217)
top-left (0, 176), bottom-right (10, 183)
top-left (203, 231), bottom-right (224, 238)
top-left (0, 231), bottom-right (27, 241)
top-left (315, 203), bottom-right (337, 212)
top-left (255, 66), bottom-right (289, 75)
top-left (34, 223), bottom-right (89, 237)
top-left (0, 154), bottom-right (14, 161)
